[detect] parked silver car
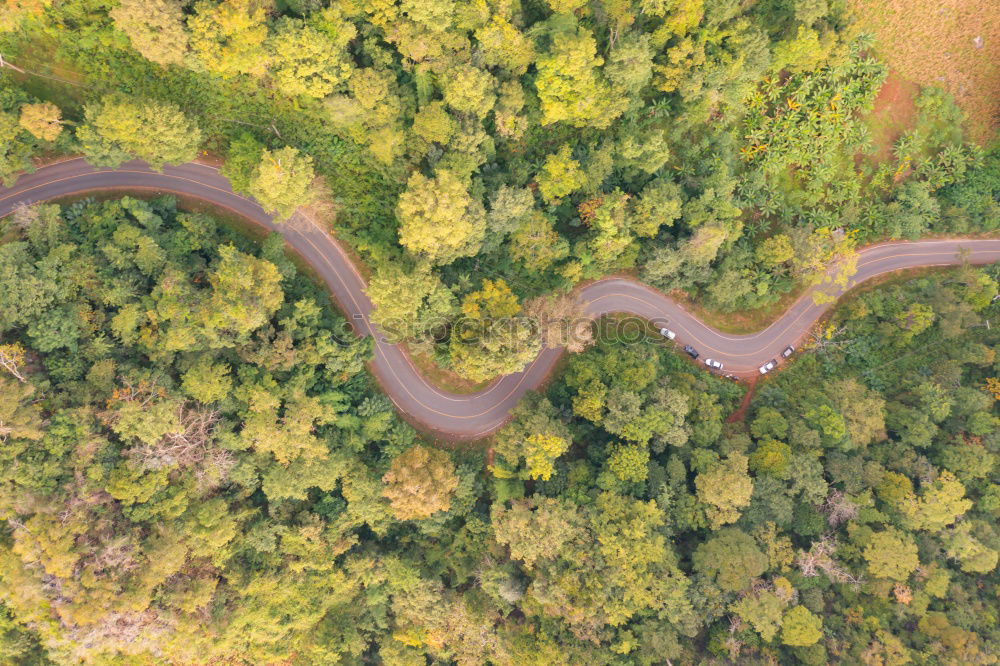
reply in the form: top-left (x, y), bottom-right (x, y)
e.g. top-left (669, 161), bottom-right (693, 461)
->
top-left (704, 358), bottom-right (723, 370)
top-left (660, 327), bottom-right (676, 340)
top-left (759, 359), bottom-right (777, 374)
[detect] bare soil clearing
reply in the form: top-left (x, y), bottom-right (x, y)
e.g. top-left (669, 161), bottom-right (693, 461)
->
top-left (864, 71), bottom-right (920, 164)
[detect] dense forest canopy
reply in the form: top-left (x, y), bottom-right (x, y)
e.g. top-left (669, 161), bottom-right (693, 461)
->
top-left (0, 0), bottom-right (997, 663)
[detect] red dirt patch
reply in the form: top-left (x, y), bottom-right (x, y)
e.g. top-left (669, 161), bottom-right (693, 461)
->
top-left (726, 376), bottom-right (758, 423)
top-left (864, 71), bottom-right (920, 164)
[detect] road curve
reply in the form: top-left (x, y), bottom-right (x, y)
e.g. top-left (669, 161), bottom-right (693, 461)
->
top-left (2, 158), bottom-right (999, 439)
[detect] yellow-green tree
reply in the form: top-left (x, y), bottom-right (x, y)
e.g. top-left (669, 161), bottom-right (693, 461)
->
top-left (366, 262), bottom-right (456, 341)
top-left (493, 394), bottom-right (571, 481)
top-left (899, 471), bottom-right (972, 532)
top-left (781, 605), bottom-right (822, 646)
top-left (410, 101), bottom-right (454, 145)
top-left (756, 233), bottom-right (795, 267)
top-left (76, 98), bottom-right (203, 169)
top-left (442, 64), bottom-right (497, 119)
top-left (862, 527), bottom-right (919, 580)
top-left (536, 144), bottom-right (586, 203)
top-left (248, 147), bottom-right (317, 221)
top-left (944, 522), bottom-right (999, 574)
top-left (181, 357), bottom-right (233, 404)
top-left (268, 19), bottom-right (354, 98)
top-left (607, 443), bottom-right (650, 483)
top-left (189, 0), bottom-right (269, 78)
top-left (382, 445), bottom-right (459, 520)
top-left (111, 0), bottom-right (189, 66)
top-left (203, 245), bottom-right (285, 341)
top-left (693, 528), bottom-right (768, 592)
top-left (0, 376), bottom-right (44, 443)
top-left (535, 26), bottom-right (623, 128)
top-left (509, 211), bottom-right (569, 272)
top-left (396, 169), bottom-right (486, 264)
top-left (18, 102), bottom-right (62, 141)
top-left (474, 15), bottom-right (534, 75)
top-left (731, 590), bottom-right (786, 642)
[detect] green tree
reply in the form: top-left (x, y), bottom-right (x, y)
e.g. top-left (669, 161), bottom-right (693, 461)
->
top-left (248, 147), bottom-right (317, 220)
top-left (696, 452), bottom-right (753, 529)
top-left (616, 127), bottom-right (671, 175)
top-left (221, 132), bottom-right (264, 193)
top-left (693, 528), bottom-right (768, 592)
top-left (607, 443), bottom-right (650, 483)
top-left (493, 395), bottom-right (571, 481)
top-left (450, 279), bottom-right (540, 382)
top-left (486, 185), bottom-right (534, 238)
top-left (0, 112), bottom-right (35, 184)
top-left (0, 242), bottom-right (60, 332)
top-left (366, 262), bottom-right (456, 341)
top-left (751, 407), bottom-right (789, 440)
top-left (76, 97), bottom-right (203, 169)
top-left (396, 169), bottom-right (486, 265)
top-left (181, 357), bottom-right (233, 404)
top-left (382, 445), bottom-right (459, 520)
top-left (605, 34), bottom-right (654, 97)
top-left (111, 0), bottom-right (189, 66)
top-left (804, 404), bottom-right (847, 447)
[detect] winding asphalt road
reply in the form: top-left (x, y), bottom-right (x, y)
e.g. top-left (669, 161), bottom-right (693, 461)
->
top-left (2, 158), bottom-right (999, 439)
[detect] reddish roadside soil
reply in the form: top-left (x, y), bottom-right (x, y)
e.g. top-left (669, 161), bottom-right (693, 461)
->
top-left (726, 376), bottom-right (758, 423)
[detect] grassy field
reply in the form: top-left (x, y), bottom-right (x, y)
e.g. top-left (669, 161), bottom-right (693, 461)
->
top-left (850, 0), bottom-right (999, 144)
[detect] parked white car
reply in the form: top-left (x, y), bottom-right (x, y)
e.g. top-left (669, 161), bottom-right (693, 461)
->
top-left (759, 359), bottom-right (777, 374)
top-left (704, 358), bottom-right (723, 370)
top-left (659, 328), bottom-right (676, 340)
